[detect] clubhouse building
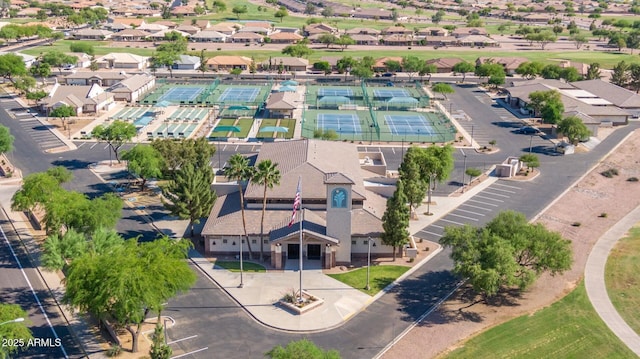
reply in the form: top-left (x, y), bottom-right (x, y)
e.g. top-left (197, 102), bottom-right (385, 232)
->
top-left (201, 139), bottom-right (395, 269)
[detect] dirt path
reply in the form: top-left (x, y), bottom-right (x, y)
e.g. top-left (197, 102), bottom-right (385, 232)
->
top-left (383, 128), bottom-right (640, 358)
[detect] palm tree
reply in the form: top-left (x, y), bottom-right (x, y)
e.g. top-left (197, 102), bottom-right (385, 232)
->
top-left (253, 160), bottom-right (281, 262)
top-left (223, 154), bottom-right (256, 259)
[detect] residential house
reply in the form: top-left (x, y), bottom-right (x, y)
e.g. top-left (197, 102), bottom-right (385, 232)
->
top-left (304, 23), bottom-right (337, 36)
top-left (457, 34), bottom-right (499, 47)
top-left (209, 22), bottom-right (240, 35)
top-left (190, 30), bottom-right (227, 43)
top-left (268, 31), bottom-right (304, 44)
top-left (264, 92), bottom-right (297, 118)
top-left (417, 28), bottom-right (448, 37)
top-left (64, 72), bottom-right (129, 86)
top-left (110, 18), bottom-right (145, 28)
top-left (244, 22), bottom-right (273, 30)
top-left (68, 53), bottom-right (92, 68)
top-left (95, 53), bottom-right (149, 70)
top-left (171, 5), bottom-right (196, 16)
top-left (137, 23), bottom-right (169, 33)
top-left (320, 56), bottom-right (341, 71)
top-left (206, 56), bottom-right (253, 71)
top-left (73, 29), bottom-right (113, 40)
top-left (111, 29), bottom-right (152, 42)
top-left (229, 32), bottom-right (264, 44)
top-left (350, 34), bottom-right (379, 46)
top-left (346, 28), bottom-right (381, 36)
top-left (172, 54), bottom-right (201, 70)
top-left (40, 83), bottom-right (115, 115)
top-left (105, 22), bottom-right (131, 32)
top-left (154, 21), bottom-right (178, 29)
top-left (238, 26), bottom-right (272, 36)
top-left (202, 139), bottom-right (394, 268)
top-left (373, 57), bottom-right (403, 72)
top-left (476, 57), bottom-right (528, 75)
top-left (175, 24), bottom-right (201, 36)
top-left (381, 34), bottom-right (413, 46)
top-left (108, 73), bottom-right (155, 102)
top-left (130, 9), bottom-right (162, 17)
top-left (193, 20), bottom-right (211, 30)
top-left (15, 7), bottom-right (39, 17)
top-left (148, 29), bottom-right (191, 41)
top-left (382, 26), bottom-right (413, 35)
top-left (262, 57), bottom-right (309, 72)
top-left (426, 58), bottom-right (464, 73)
top-left (452, 27), bottom-right (488, 38)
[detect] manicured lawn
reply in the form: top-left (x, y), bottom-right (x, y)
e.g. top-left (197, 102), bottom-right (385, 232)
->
top-left (606, 226), bottom-right (640, 335)
top-left (328, 265), bottom-right (409, 296)
top-left (209, 118), bottom-right (254, 138)
top-left (215, 260), bottom-right (266, 272)
top-left (256, 118), bottom-right (295, 139)
top-left (443, 282), bottom-right (637, 359)
top-left (21, 40), bottom-right (155, 57)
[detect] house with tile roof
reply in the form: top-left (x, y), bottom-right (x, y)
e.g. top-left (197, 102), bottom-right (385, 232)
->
top-left (206, 56), bottom-right (252, 71)
top-left (190, 30), bottom-right (227, 43)
top-left (426, 58), bottom-right (464, 73)
top-left (73, 28), bottom-right (114, 40)
top-left (95, 53), bottom-right (149, 70)
top-left (262, 57), bottom-right (309, 72)
top-left (39, 83), bottom-right (115, 115)
top-left (229, 31), bottom-right (264, 43)
top-left (209, 22), bottom-right (240, 35)
top-left (172, 54), bottom-right (201, 70)
top-left (269, 31), bottom-right (304, 44)
top-left (64, 71), bottom-right (129, 86)
top-left (202, 139), bottom-right (393, 268)
top-left (570, 79), bottom-right (640, 118)
top-left (264, 92), bottom-right (298, 118)
top-left (111, 29), bottom-right (152, 42)
top-left (108, 73), bottom-right (155, 102)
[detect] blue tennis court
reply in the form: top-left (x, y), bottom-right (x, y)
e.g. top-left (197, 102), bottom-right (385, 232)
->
top-left (158, 87), bottom-right (204, 102)
top-left (373, 89), bottom-right (410, 98)
top-left (318, 88), bottom-right (353, 97)
top-left (384, 114), bottom-right (434, 135)
top-left (317, 113), bottom-right (362, 134)
top-left (218, 87), bottom-right (260, 102)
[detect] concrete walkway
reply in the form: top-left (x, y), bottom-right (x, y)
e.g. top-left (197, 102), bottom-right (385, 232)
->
top-left (585, 205), bottom-right (640, 356)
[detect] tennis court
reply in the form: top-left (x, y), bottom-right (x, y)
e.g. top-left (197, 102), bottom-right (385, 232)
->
top-left (317, 113), bottom-right (362, 134)
top-left (318, 88), bottom-right (354, 97)
top-left (158, 86), bottom-right (205, 102)
top-left (218, 87), bottom-right (261, 102)
top-left (373, 89), bottom-right (411, 98)
top-left (383, 114), bottom-right (434, 136)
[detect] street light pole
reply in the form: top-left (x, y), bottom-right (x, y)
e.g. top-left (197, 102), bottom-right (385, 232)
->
top-left (0, 318), bottom-right (24, 326)
top-left (366, 236), bottom-right (373, 291)
top-left (529, 135), bottom-right (534, 153)
top-left (470, 125), bottom-right (474, 147)
top-left (460, 149), bottom-right (467, 190)
top-left (239, 235), bottom-right (244, 288)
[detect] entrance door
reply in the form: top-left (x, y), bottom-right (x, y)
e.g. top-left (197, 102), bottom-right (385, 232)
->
top-left (287, 244), bottom-right (300, 259)
top-left (307, 244), bottom-right (321, 260)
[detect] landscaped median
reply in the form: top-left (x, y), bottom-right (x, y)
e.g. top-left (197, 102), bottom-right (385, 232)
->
top-left (213, 260), bottom-right (266, 273)
top-left (328, 265), bottom-right (409, 296)
top-left (606, 226), bottom-right (640, 335)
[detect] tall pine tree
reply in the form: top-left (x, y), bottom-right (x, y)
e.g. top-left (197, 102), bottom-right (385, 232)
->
top-left (162, 164), bottom-right (216, 237)
top-left (381, 179), bottom-right (410, 260)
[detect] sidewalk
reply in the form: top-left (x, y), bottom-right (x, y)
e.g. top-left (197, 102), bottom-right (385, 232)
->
top-left (584, 205), bottom-right (640, 356)
top-left (181, 175), bottom-right (498, 332)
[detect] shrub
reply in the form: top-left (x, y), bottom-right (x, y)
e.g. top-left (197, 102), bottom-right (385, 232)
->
top-left (572, 222), bottom-right (581, 227)
top-left (106, 344), bottom-right (122, 357)
top-left (601, 169), bottom-right (619, 178)
top-left (599, 213), bottom-right (608, 218)
top-left (628, 177), bottom-right (639, 182)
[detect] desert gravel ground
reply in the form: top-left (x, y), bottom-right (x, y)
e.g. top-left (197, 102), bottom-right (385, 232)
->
top-left (383, 128), bottom-right (640, 359)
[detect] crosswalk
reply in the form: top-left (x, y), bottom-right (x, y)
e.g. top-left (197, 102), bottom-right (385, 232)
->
top-left (414, 181), bottom-right (523, 242)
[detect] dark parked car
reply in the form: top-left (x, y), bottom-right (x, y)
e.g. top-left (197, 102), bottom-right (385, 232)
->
top-left (516, 126), bottom-right (540, 135)
top-left (382, 72), bottom-right (393, 77)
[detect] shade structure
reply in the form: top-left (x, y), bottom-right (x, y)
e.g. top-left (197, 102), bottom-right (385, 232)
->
top-left (277, 85), bottom-right (297, 92)
top-left (213, 126), bottom-right (241, 132)
top-left (318, 96), bottom-right (351, 104)
top-left (280, 80), bottom-right (298, 86)
top-left (386, 96), bottom-right (419, 104)
top-left (228, 105), bottom-right (250, 110)
top-left (259, 126), bottom-right (289, 133)
top-left (154, 100), bottom-right (171, 108)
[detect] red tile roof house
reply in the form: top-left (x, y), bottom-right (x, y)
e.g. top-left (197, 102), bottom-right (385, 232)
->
top-left (202, 139), bottom-right (395, 268)
top-left (206, 56), bottom-right (252, 71)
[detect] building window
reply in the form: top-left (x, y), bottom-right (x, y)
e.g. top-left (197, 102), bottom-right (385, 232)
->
top-left (223, 239), bottom-right (228, 244)
top-left (212, 241), bottom-right (216, 245)
top-left (363, 240), bottom-right (368, 245)
top-left (263, 240), bottom-right (268, 244)
top-left (241, 239), bottom-right (245, 244)
top-left (252, 239), bottom-right (257, 244)
top-left (351, 240), bottom-right (356, 245)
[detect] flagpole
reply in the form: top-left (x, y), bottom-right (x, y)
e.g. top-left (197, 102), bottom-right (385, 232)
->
top-left (298, 177), bottom-right (303, 303)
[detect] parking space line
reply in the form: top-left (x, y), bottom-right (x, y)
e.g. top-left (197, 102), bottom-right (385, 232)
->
top-left (494, 182), bottom-right (522, 190)
top-left (76, 142), bottom-right (85, 148)
top-left (418, 230), bottom-right (442, 237)
top-left (467, 199), bottom-right (499, 207)
top-left (449, 213), bottom-right (479, 221)
top-left (440, 218), bottom-right (465, 226)
top-left (487, 187), bottom-right (516, 194)
top-left (460, 203), bottom-right (492, 211)
top-left (455, 208), bottom-right (485, 216)
top-left (167, 335), bottom-right (197, 345)
top-left (171, 347), bottom-right (209, 358)
top-left (104, 144), bottom-right (110, 150)
top-left (474, 195), bottom-right (504, 202)
top-left (481, 191), bottom-right (511, 198)
top-left (90, 143), bottom-right (97, 149)
top-left (430, 224), bottom-right (444, 229)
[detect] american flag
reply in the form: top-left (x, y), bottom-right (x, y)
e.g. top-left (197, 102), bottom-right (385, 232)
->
top-left (288, 177), bottom-right (301, 227)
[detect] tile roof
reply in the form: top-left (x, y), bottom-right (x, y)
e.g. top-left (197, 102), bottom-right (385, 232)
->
top-left (207, 56), bottom-right (252, 66)
top-left (265, 92), bottom-right (297, 110)
top-left (570, 79), bottom-right (640, 108)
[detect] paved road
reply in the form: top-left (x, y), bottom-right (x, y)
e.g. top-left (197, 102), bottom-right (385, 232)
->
top-left (0, 209), bottom-right (84, 358)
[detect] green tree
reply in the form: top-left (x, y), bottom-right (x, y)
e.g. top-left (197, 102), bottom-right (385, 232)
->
top-left (230, 67), bottom-right (242, 78)
top-left (0, 53), bottom-right (26, 84)
top-left (232, 5), bottom-right (247, 19)
top-left (629, 63), bottom-right (640, 93)
top-left (11, 167), bottom-right (71, 214)
top-left (432, 83), bottom-right (455, 100)
top-left (122, 145), bottom-right (163, 191)
top-left (381, 179), bottom-right (410, 260)
top-left (64, 237), bottom-right (196, 353)
top-left (41, 50), bottom-right (77, 73)
top-left (149, 323), bottom-right (172, 359)
top-left (162, 163), bottom-right (215, 237)
top-left (26, 90), bottom-right (47, 104)
top-left (528, 90), bottom-right (564, 123)
top-left (0, 304), bottom-right (33, 359)
top-left (274, 7), bottom-right (288, 22)
top-left (336, 56), bottom-right (357, 74)
top-left (525, 30), bottom-right (557, 49)
top-left (418, 63), bottom-right (437, 83)
top-left (69, 42), bottom-right (95, 55)
top-left (452, 61), bottom-right (475, 82)
top-left (313, 61), bottom-right (332, 74)
top-left (253, 160), bottom-right (281, 262)
top-left (560, 66), bottom-right (581, 82)
top-left (321, 7), bottom-right (334, 17)
top-left (541, 64), bottom-right (562, 79)
top-left (224, 154), bottom-right (256, 258)
top-left (611, 61), bottom-right (630, 87)
top-left (0, 124), bottom-right (13, 155)
top-left (431, 9), bottom-right (445, 24)
top-left (401, 56), bottom-right (422, 81)
top-left (398, 147), bottom-right (428, 218)
top-left (153, 50), bottom-right (179, 78)
top-left (266, 339), bottom-right (341, 359)
top-left (475, 62), bottom-right (505, 80)
top-left (12, 75), bottom-right (35, 95)
top-left (318, 33), bottom-right (337, 48)
top-left (281, 43), bottom-right (313, 58)
top-left (465, 168), bottom-right (482, 185)
top-left (384, 60), bottom-right (402, 73)
top-left (515, 61), bottom-right (544, 79)
top-left (198, 49), bottom-right (208, 77)
top-left (417, 145), bottom-right (455, 209)
top-left (91, 120), bottom-right (137, 163)
top-left (151, 137), bottom-right (215, 177)
top-left (519, 153), bottom-right (539, 170)
top-left (569, 33), bottom-right (588, 49)
top-left (441, 211), bottom-right (572, 301)
top-left (350, 64), bottom-right (373, 81)
top-left (557, 115), bottom-right (591, 144)
top-left (335, 34), bottom-right (355, 51)
top-left (29, 61), bottom-right (50, 85)
top-left (585, 62), bottom-right (601, 80)
top-left (49, 104), bottom-right (76, 131)
top-left (212, 0), bottom-right (226, 12)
